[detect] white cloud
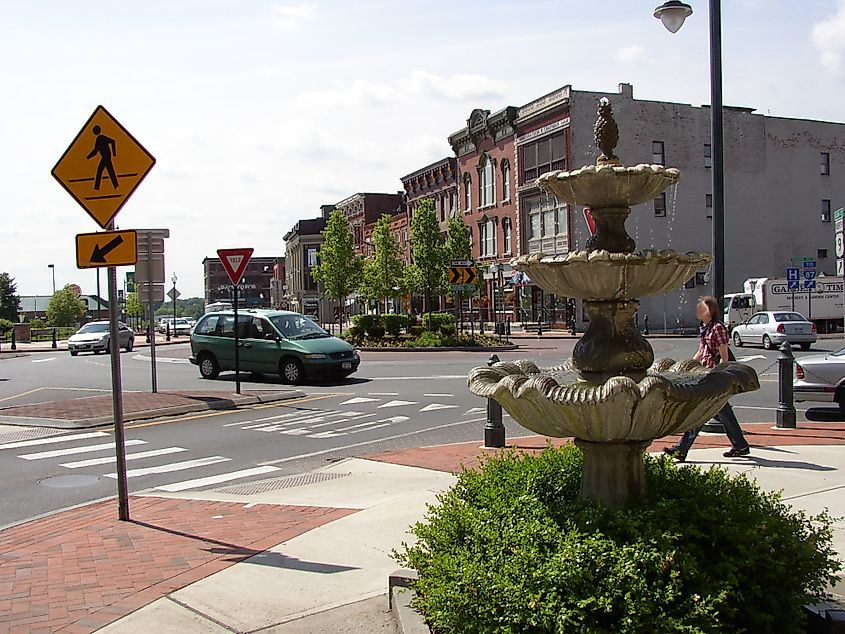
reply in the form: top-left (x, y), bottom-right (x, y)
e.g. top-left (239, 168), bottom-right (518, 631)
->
top-left (616, 45), bottom-right (649, 65)
top-left (812, 0), bottom-right (845, 76)
top-left (401, 71), bottom-right (507, 102)
top-left (270, 2), bottom-right (317, 30)
top-left (293, 80), bottom-right (399, 110)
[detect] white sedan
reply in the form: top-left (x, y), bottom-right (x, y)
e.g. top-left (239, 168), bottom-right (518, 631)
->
top-left (730, 311), bottom-right (816, 351)
top-left (795, 347), bottom-right (845, 411)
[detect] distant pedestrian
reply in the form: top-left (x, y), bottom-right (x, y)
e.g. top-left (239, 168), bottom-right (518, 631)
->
top-left (663, 296), bottom-right (751, 462)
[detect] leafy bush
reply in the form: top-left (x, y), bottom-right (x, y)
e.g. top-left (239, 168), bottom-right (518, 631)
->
top-left (29, 318), bottom-right (45, 330)
top-left (351, 314), bottom-right (380, 335)
top-left (368, 324), bottom-right (386, 339)
top-left (395, 445), bottom-right (841, 634)
top-left (409, 325), bottom-right (424, 337)
top-left (0, 318), bottom-right (13, 334)
top-left (439, 323), bottom-right (456, 337)
top-left (422, 312), bottom-right (454, 332)
top-left (381, 314), bottom-right (408, 337)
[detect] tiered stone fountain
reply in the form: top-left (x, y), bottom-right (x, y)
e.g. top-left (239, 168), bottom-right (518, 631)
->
top-left (468, 98), bottom-right (759, 508)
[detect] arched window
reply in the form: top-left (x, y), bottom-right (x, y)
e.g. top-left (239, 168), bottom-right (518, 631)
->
top-left (479, 155), bottom-right (494, 207)
top-left (463, 173), bottom-right (472, 211)
top-left (502, 160), bottom-right (511, 201)
top-left (502, 217), bottom-right (512, 254)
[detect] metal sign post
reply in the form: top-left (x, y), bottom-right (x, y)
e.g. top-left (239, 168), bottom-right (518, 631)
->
top-left (217, 248), bottom-right (254, 396)
top-left (107, 259), bottom-right (130, 520)
top-left (233, 284), bottom-right (241, 395)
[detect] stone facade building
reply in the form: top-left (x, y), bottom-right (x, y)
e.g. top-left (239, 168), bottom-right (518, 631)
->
top-left (282, 216), bottom-right (333, 321)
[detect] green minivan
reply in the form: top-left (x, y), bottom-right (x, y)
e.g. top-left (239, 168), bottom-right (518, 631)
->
top-left (189, 309), bottom-right (360, 384)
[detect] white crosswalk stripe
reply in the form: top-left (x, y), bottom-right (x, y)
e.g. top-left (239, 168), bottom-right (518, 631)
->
top-left (155, 466), bottom-right (282, 492)
top-left (341, 397), bottom-right (379, 405)
top-left (0, 431), bottom-right (108, 451)
top-left (19, 440), bottom-right (146, 460)
top-left (105, 456), bottom-right (231, 479)
top-left (378, 400), bottom-right (417, 408)
top-left (61, 447), bottom-right (188, 469)
top-left (419, 404), bottom-right (458, 412)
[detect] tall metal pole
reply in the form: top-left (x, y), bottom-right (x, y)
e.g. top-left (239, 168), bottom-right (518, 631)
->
top-left (106, 247), bottom-right (129, 520)
top-left (710, 0), bottom-right (725, 311)
top-left (96, 269), bottom-right (102, 320)
top-left (146, 232), bottom-right (158, 393)
top-left (233, 284), bottom-right (241, 395)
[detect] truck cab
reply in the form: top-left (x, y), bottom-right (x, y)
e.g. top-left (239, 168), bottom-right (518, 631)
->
top-left (723, 293), bottom-right (756, 330)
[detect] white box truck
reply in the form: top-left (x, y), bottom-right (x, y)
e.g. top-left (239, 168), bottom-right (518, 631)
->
top-left (724, 276), bottom-right (844, 333)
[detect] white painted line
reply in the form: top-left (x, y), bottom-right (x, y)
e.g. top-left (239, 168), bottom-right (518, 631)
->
top-left (424, 393), bottom-right (454, 397)
top-left (155, 465), bottom-right (282, 492)
top-left (419, 403), bottom-right (459, 412)
top-left (105, 456), bottom-right (231, 479)
top-left (309, 423), bottom-right (393, 439)
top-left (367, 392), bottom-right (398, 396)
top-left (308, 413), bottom-right (374, 429)
top-left (223, 411), bottom-right (302, 426)
top-left (369, 375), bottom-right (467, 381)
top-left (0, 431), bottom-right (108, 451)
top-left (340, 397), bottom-right (380, 405)
top-left (465, 407), bottom-right (485, 415)
top-left (736, 355), bottom-right (766, 362)
top-left (279, 428), bottom-right (313, 435)
top-left (19, 440), bottom-right (146, 460)
top-left (61, 447), bottom-right (188, 469)
top-left (378, 400), bottom-right (417, 409)
top-left (260, 417), bottom-right (487, 466)
top-left (32, 358), bottom-right (56, 363)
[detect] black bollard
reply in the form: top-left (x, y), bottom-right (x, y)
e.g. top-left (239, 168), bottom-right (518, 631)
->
top-left (643, 315), bottom-right (650, 336)
top-left (51, 328), bottom-right (57, 349)
top-left (776, 342), bottom-right (797, 429)
top-left (166, 322), bottom-right (171, 342)
top-left (11, 327), bottom-right (16, 351)
top-left (506, 318), bottom-right (511, 336)
top-left (537, 318), bottom-right (543, 338)
top-left (483, 353), bottom-right (505, 448)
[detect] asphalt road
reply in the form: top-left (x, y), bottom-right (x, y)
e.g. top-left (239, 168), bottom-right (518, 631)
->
top-left (1, 336), bottom-right (843, 526)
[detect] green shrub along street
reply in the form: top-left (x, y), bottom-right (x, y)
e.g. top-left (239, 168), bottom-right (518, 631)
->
top-left (343, 312), bottom-right (509, 348)
top-left (395, 445), bottom-right (841, 634)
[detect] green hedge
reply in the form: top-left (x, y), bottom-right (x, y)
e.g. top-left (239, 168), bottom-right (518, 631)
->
top-left (421, 312), bottom-right (454, 331)
top-left (381, 314), bottom-right (408, 336)
top-left (395, 445), bottom-right (841, 634)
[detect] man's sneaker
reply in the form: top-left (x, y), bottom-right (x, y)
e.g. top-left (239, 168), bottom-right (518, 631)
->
top-left (723, 446), bottom-right (751, 458)
top-left (662, 447), bottom-right (687, 462)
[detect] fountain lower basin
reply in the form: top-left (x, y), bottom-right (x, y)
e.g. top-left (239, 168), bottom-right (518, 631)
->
top-left (468, 358), bottom-right (760, 442)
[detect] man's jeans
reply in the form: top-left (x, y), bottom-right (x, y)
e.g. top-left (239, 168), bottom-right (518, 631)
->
top-left (676, 402), bottom-right (749, 456)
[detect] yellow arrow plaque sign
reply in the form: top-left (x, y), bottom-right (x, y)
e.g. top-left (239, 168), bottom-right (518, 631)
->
top-left (76, 230), bottom-right (138, 269)
top-left (52, 106), bottom-right (156, 230)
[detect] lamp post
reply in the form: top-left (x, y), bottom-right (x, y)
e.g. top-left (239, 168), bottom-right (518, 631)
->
top-left (47, 264), bottom-right (56, 294)
top-left (654, 0), bottom-right (725, 310)
top-left (171, 273), bottom-right (178, 335)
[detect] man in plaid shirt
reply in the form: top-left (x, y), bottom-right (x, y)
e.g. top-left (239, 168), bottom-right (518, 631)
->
top-left (664, 296), bottom-right (751, 462)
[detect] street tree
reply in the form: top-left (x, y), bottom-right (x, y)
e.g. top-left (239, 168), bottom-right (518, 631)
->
top-left (360, 213), bottom-right (405, 313)
top-left (405, 198), bottom-right (446, 326)
top-left (46, 285), bottom-right (87, 327)
top-left (312, 209), bottom-right (363, 330)
top-left (0, 272), bottom-right (21, 322)
top-left (125, 291), bottom-right (144, 328)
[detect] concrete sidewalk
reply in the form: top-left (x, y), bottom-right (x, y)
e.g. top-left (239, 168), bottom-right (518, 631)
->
top-left (0, 422), bottom-right (843, 632)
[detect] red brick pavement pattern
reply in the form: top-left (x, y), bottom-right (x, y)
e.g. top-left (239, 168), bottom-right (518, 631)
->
top-left (0, 391), bottom-right (278, 422)
top-left (0, 496), bottom-right (356, 633)
top-left (368, 423), bottom-right (845, 473)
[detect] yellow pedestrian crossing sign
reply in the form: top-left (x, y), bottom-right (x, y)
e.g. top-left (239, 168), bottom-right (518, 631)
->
top-left (52, 106), bottom-right (156, 230)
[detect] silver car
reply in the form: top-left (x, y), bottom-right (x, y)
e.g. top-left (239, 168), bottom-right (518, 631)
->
top-left (730, 311), bottom-right (816, 351)
top-left (68, 321), bottom-right (135, 356)
top-left (794, 347), bottom-right (845, 411)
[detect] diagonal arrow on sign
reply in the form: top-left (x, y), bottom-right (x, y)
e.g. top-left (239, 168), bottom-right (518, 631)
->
top-left (91, 234), bottom-right (125, 263)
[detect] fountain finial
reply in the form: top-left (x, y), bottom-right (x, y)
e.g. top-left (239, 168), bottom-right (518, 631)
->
top-left (594, 97), bottom-right (620, 165)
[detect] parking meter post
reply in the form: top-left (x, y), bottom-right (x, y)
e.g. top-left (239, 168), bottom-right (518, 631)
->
top-left (776, 342), bottom-right (797, 429)
top-left (484, 354), bottom-right (505, 448)
top-left (51, 328), bottom-right (57, 349)
top-left (233, 284), bottom-right (241, 395)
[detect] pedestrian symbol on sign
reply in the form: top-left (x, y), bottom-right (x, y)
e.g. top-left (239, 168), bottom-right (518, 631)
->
top-left (87, 125), bottom-right (119, 191)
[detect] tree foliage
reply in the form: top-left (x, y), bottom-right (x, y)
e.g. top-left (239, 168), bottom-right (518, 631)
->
top-left (0, 272), bottom-right (21, 322)
top-left (125, 292), bottom-right (144, 318)
top-left (312, 210), bottom-right (363, 321)
top-left (405, 198), bottom-right (446, 317)
top-left (360, 213), bottom-right (405, 312)
top-left (46, 285), bottom-right (87, 327)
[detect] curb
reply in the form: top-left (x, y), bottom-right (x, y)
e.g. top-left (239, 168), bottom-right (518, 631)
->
top-left (358, 344), bottom-right (518, 352)
top-left (0, 389), bottom-right (305, 429)
top-left (389, 569), bottom-right (430, 634)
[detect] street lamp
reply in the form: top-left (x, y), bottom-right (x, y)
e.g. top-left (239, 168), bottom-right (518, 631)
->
top-left (171, 273), bottom-right (178, 335)
top-left (654, 0), bottom-right (725, 309)
top-left (47, 264), bottom-right (56, 294)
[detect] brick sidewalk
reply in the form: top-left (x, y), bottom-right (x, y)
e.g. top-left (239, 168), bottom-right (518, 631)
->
top-left (368, 423), bottom-right (845, 473)
top-left (0, 497), bottom-right (355, 633)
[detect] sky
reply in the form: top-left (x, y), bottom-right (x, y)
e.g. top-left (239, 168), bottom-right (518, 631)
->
top-left (2, 0), bottom-right (845, 300)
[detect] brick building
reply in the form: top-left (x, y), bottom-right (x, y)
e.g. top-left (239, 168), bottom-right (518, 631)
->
top-left (333, 193), bottom-right (404, 258)
top-left (400, 157), bottom-right (459, 235)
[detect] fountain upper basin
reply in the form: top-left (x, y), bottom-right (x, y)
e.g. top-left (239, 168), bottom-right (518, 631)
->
top-left (538, 163), bottom-right (681, 208)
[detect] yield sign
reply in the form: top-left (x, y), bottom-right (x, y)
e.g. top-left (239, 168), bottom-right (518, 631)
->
top-left (52, 106), bottom-right (156, 229)
top-left (217, 248), bottom-right (254, 285)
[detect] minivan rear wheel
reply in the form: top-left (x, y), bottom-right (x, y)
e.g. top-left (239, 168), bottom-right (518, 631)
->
top-left (198, 353), bottom-right (220, 379)
top-left (280, 358), bottom-right (304, 385)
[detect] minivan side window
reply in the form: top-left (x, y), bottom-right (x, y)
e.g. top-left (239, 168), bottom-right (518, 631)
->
top-left (195, 316), bottom-right (220, 335)
top-left (246, 318), bottom-right (273, 339)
